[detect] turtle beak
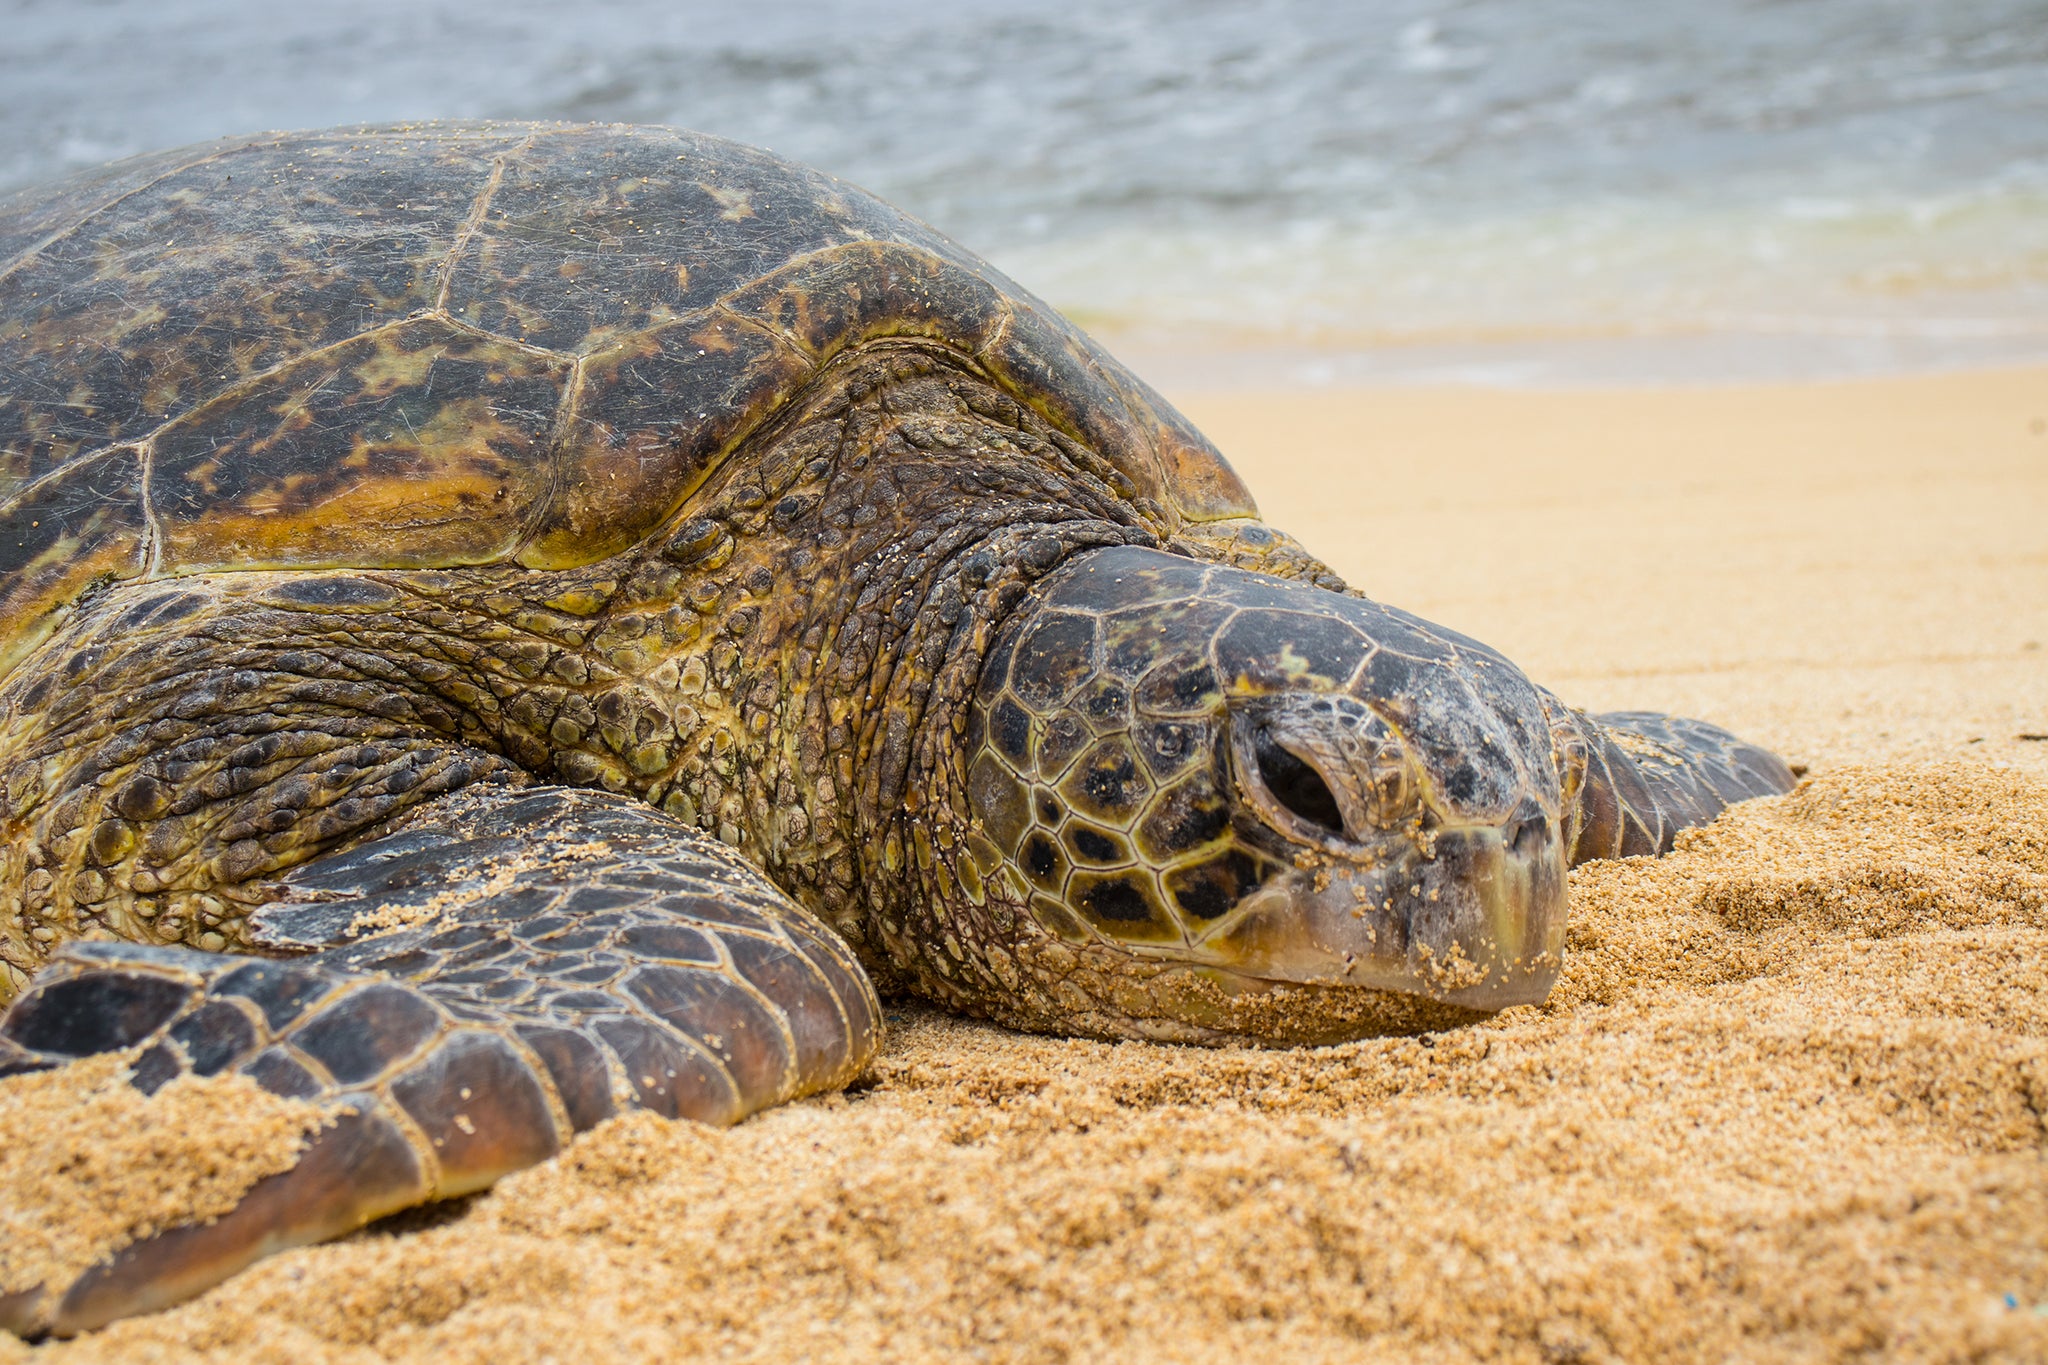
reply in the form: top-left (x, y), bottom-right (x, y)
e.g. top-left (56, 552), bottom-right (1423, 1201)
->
top-left (1193, 804), bottom-right (1567, 1010)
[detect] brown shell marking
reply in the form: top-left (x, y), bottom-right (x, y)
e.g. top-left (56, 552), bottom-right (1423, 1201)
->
top-left (0, 122), bottom-right (1254, 678)
top-left (151, 318), bottom-right (570, 571)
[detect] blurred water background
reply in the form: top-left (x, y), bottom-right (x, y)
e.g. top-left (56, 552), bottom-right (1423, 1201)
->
top-left (5, 0), bottom-right (2046, 385)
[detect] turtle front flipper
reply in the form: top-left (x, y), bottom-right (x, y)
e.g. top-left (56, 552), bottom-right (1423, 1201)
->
top-left (1553, 707), bottom-right (1798, 865)
top-left (0, 784), bottom-right (880, 1338)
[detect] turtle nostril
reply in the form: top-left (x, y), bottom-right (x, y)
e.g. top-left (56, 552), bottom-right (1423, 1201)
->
top-left (1507, 814), bottom-right (1549, 859)
top-left (1253, 729), bottom-right (1346, 837)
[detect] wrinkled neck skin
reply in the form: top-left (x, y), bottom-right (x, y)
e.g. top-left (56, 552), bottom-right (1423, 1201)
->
top-left (649, 345), bottom-right (1166, 980)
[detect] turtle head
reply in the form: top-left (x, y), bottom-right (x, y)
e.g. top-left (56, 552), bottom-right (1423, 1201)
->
top-left (962, 543), bottom-right (1568, 1043)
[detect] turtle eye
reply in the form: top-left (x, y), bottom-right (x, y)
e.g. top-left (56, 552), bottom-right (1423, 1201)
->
top-left (1232, 699), bottom-right (1425, 845)
top-left (1250, 727), bottom-right (1346, 838)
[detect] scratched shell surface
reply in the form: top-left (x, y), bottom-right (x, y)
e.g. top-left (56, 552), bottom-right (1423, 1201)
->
top-left (0, 121), bottom-right (1254, 678)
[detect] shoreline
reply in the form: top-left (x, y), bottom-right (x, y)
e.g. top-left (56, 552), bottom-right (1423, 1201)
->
top-left (1104, 335), bottom-right (2048, 393)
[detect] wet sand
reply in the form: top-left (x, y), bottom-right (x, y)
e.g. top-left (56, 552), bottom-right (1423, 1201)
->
top-left (6, 365), bottom-right (2046, 1363)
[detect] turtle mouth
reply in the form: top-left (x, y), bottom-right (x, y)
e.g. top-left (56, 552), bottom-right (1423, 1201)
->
top-left (1189, 817), bottom-right (1567, 1012)
top-left (1206, 693), bottom-right (1566, 1010)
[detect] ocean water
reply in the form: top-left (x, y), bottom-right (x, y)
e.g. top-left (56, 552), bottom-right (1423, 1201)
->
top-left (4, 0), bottom-right (2046, 384)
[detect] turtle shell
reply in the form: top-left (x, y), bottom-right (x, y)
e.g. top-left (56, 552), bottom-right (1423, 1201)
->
top-left (0, 122), bottom-right (1254, 680)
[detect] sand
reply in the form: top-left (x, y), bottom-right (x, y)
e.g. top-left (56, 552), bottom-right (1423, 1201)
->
top-left (0, 1062), bottom-right (326, 1304)
top-left (4, 364), bottom-right (2045, 1363)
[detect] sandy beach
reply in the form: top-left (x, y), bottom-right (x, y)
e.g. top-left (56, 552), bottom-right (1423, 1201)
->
top-left (4, 363), bottom-right (2045, 1364)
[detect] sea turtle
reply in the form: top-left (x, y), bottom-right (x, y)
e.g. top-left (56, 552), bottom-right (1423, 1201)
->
top-left (0, 122), bottom-right (1794, 1335)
